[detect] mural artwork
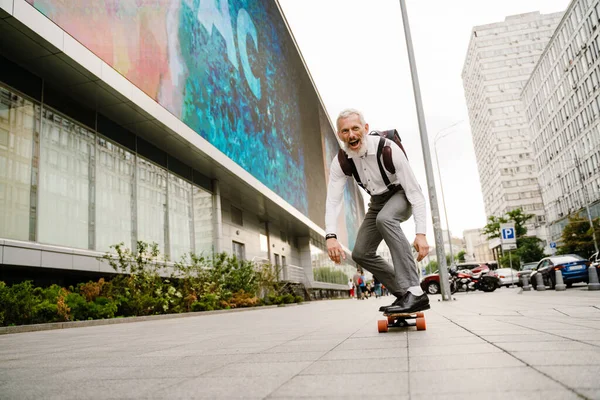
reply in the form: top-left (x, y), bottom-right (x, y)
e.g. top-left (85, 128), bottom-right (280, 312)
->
top-left (26, 0), bottom-right (364, 249)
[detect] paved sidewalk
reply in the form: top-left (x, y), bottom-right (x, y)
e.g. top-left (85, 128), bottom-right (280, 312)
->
top-left (0, 287), bottom-right (599, 399)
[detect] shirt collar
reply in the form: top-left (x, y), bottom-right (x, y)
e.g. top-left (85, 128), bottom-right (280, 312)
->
top-left (347, 135), bottom-right (378, 159)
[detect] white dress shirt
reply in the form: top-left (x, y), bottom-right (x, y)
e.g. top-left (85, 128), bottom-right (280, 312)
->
top-left (325, 135), bottom-right (427, 236)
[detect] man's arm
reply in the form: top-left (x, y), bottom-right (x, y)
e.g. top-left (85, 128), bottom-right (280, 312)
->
top-left (389, 140), bottom-right (429, 261)
top-left (325, 156), bottom-right (348, 264)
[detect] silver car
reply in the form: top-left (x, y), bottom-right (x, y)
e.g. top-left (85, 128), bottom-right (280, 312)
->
top-left (495, 268), bottom-right (520, 287)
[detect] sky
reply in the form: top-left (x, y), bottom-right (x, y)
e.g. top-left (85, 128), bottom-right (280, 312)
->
top-left (278, 0), bottom-right (570, 242)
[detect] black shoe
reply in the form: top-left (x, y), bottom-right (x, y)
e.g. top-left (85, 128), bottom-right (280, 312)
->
top-left (386, 292), bottom-right (430, 314)
top-left (378, 295), bottom-right (404, 312)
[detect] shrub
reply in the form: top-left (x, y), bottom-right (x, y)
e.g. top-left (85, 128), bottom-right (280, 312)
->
top-left (281, 293), bottom-right (295, 304)
top-left (0, 281), bottom-right (37, 326)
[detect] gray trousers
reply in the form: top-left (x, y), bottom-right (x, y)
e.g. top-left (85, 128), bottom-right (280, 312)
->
top-left (351, 188), bottom-right (419, 297)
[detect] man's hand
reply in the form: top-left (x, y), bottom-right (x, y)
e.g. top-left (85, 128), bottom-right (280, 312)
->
top-left (326, 238), bottom-right (346, 264)
top-left (413, 234), bottom-right (429, 262)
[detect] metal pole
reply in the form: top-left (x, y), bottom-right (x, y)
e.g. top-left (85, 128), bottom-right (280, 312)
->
top-left (434, 137), bottom-right (454, 268)
top-left (575, 155), bottom-right (599, 253)
top-left (399, 0), bottom-right (451, 300)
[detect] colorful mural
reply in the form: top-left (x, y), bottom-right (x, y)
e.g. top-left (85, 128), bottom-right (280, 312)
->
top-left (25, 0), bottom-right (364, 248)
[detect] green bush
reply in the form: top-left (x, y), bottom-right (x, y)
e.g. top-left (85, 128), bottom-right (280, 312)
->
top-left (0, 241), bottom-right (309, 327)
top-left (282, 293), bottom-right (295, 304)
top-left (0, 281), bottom-right (37, 326)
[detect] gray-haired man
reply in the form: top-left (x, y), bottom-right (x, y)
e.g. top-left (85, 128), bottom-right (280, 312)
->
top-left (325, 109), bottom-right (430, 313)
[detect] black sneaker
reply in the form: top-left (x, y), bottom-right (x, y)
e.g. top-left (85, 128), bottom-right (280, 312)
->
top-left (385, 293), bottom-right (430, 314)
top-left (378, 294), bottom-right (404, 312)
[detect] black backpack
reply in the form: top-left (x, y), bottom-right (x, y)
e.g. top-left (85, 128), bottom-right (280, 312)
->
top-left (337, 129), bottom-right (407, 195)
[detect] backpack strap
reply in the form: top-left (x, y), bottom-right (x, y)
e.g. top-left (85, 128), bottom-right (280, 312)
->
top-left (337, 149), bottom-right (371, 195)
top-left (381, 146), bottom-right (395, 174)
top-left (376, 137), bottom-right (393, 189)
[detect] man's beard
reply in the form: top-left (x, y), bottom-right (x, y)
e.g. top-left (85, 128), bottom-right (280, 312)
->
top-left (342, 138), bottom-right (368, 158)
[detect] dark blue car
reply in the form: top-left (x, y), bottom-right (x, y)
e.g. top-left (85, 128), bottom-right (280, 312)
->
top-left (530, 255), bottom-right (590, 289)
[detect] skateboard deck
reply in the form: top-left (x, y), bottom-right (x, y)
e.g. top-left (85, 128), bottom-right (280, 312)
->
top-left (378, 311), bottom-right (426, 332)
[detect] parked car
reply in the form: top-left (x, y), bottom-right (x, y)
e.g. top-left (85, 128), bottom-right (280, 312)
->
top-left (495, 268), bottom-right (520, 287)
top-left (516, 262), bottom-right (538, 286)
top-left (529, 255), bottom-right (590, 289)
top-left (421, 270), bottom-right (443, 294)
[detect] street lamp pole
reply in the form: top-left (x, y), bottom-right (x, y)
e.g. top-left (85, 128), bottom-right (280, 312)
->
top-left (398, 0), bottom-right (452, 301)
top-left (433, 122), bottom-right (462, 268)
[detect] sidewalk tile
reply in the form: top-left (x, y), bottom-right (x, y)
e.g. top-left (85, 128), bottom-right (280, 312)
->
top-left (495, 341), bottom-right (598, 352)
top-left (409, 352), bottom-right (524, 371)
top-left (512, 350), bottom-right (600, 366)
top-left (411, 390), bottom-right (580, 400)
top-left (409, 367), bottom-right (564, 395)
top-left (320, 347), bottom-right (407, 360)
top-left (408, 343), bottom-right (501, 357)
top-left (203, 361), bottom-right (311, 377)
top-left (270, 372), bottom-right (408, 397)
top-left (300, 357), bottom-right (408, 374)
top-left (537, 365), bottom-right (600, 389)
top-left (149, 375), bottom-right (290, 399)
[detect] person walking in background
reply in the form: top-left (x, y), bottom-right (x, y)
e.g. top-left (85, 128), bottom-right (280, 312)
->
top-left (348, 278), bottom-right (355, 298)
top-left (353, 268), bottom-right (363, 300)
top-left (374, 276), bottom-right (382, 298)
top-left (359, 270), bottom-right (367, 299)
top-left (324, 108), bottom-right (430, 314)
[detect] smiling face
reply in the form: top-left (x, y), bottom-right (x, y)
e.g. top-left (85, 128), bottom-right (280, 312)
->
top-left (337, 114), bottom-right (369, 156)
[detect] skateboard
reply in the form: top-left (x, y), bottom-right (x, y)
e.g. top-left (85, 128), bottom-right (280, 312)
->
top-left (377, 311), bottom-right (426, 332)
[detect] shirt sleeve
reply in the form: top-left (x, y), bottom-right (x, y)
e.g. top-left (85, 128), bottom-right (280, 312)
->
top-left (325, 155), bottom-right (348, 236)
top-left (390, 140), bottom-right (428, 235)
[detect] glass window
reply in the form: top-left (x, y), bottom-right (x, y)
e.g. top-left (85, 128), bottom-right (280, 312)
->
top-left (232, 240), bottom-right (245, 260)
top-left (193, 186), bottom-right (213, 256)
top-left (259, 233), bottom-right (268, 252)
top-left (38, 108), bottom-right (93, 249)
top-left (137, 157), bottom-right (167, 254)
top-left (168, 173), bottom-right (192, 261)
top-left (95, 137), bottom-right (135, 252)
top-left (0, 87), bottom-right (35, 241)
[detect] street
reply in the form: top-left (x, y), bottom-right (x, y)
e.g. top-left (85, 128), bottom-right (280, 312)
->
top-left (1, 288), bottom-right (599, 399)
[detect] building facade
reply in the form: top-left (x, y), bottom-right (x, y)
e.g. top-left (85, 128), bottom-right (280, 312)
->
top-left (462, 11), bottom-right (564, 239)
top-left (463, 228), bottom-right (495, 262)
top-left (0, 1), bottom-right (365, 287)
top-left (522, 0), bottom-right (600, 243)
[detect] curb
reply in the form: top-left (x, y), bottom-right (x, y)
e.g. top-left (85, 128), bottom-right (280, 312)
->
top-left (0, 302), bottom-right (306, 335)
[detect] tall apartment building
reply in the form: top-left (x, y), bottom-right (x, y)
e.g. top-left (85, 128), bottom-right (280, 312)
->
top-left (522, 0), bottom-right (600, 243)
top-left (462, 11), bottom-right (564, 238)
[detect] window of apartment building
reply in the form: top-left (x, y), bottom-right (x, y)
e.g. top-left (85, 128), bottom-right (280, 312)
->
top-left (231, 205), bottom-right (243, 226)
top-left (280, 230), bottom-right (287, 243)
top-left (274, 253), bottom-right (280, 268)
top-left (232, 241), bottom-right (245, 260)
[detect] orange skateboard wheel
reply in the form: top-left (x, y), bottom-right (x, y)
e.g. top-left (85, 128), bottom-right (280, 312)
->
top-left (416, 317), bottom-right (426, 331)
top-left (377, 319), bottom-right (389, 333)
top-left (416, 312), bottom-right (424, 318)
top-left (387, 316), bottom-right (395, 324)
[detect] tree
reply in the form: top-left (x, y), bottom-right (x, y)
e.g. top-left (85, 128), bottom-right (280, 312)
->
top-left (425, 260), bottom-right (438, 275)
top-left (455, 250), bottom-right (466, 263)
top-left (499, 252), bottom-right (521, 269)
top-left (483, 208), bottom-right (535, 239)
top-left (515, 237), bottom-right (545, 263)
top-left (557, 215), bottom-right (600, 259)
